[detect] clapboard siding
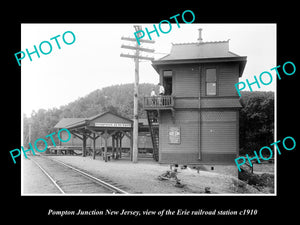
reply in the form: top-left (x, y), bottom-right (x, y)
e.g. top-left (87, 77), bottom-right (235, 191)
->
top-left (199, 153), bottom-right (237, 164)
top-left (160, 62), bottom-right (239, 98)
top-left (201, 122), bottom-right (237, 153)
top-left (158, 110), bottom-right (238, 163)
top-left (200, 62), bottom-right (239, 97)
top-left (218, 63), bottom-right (239, 96)
top-left (174, 98), bottom-right (199, 109)
top-left (160, 152), bottom-right (236, 164)
top-left (201, 110), bottom-right (237, 154)
top-left (160, 152), bottom-right (199, 164)
top-left (174, 67), bottom-right (200, 97)
top-left (159, 111), bottom-right (199, 154)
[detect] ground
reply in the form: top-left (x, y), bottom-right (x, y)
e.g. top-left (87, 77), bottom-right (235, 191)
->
top-left (22, 155), bottom-right (274, 195)
top-left (239, 162), bottom-right (275, 194)
top-left (22, 157), bottom-right (61, 194)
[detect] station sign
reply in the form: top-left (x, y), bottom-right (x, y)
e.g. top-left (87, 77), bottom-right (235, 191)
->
top-left (94, 122), bottom-right (132, 128)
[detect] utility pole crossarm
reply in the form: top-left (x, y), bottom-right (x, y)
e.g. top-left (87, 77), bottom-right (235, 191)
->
top-left (121, 44), bottom-right (155, 53)
top-left (121, 36), bottom-right (155, 44)
top-left (120, 53), bottom-right (154, 61)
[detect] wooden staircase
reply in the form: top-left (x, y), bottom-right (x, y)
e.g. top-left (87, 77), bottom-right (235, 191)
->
top-left (146, 110), bottom-right (159, 161)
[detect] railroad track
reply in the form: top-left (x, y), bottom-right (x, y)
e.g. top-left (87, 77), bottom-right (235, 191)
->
top-left (28, 156), bottom-right (128, 194)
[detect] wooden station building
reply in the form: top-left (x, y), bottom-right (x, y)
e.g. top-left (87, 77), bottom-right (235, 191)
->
top-left (55, 111), bottom-right (134, 162)
top-left (144, 29), bottom-right (247, 165)
top-left (54, 111), bottom-right (155, 161)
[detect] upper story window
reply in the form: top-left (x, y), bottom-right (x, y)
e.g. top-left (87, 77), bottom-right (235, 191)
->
top-left (205, 68), bottom-right (217, 96)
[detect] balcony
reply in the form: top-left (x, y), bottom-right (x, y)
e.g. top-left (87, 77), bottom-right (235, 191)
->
top-left (143, 95), bottom-right (174, 110)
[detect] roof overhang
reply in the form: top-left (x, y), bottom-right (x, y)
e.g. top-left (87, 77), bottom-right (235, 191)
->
top-left (54, 111), bottom-right (134, 133)
top-left (152, 56), bottom-right (247, 77)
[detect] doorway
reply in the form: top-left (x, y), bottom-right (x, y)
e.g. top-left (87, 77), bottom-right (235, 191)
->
top-left (163, 76), bottom-right (172, 95)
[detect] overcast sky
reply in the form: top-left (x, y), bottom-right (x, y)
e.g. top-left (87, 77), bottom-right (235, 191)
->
top-left (21, 23), bottom-right (276, 117)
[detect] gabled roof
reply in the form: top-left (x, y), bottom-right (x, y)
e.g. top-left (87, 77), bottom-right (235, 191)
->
top-left (88, 111), bottom-right (133, 124)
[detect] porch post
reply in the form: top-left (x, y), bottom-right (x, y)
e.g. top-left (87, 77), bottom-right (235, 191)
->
top-left (92, 133), bottom-right (96, 160)
top-left (112, 135), bottom-right (115, 159)
top-left (82, 134), bottom-right (87, 157)
top-left (104, 129), bottom-right (108, 162)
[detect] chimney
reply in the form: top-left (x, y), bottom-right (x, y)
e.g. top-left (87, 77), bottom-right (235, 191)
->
top-left (198, 28), bottom-right (203, 43)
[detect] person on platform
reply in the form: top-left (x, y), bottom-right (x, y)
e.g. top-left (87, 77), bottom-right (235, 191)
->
top-left (158, 83), bottom-right (165, 105)
top-left (150, 88), bottom-right (157, 106)
top-left (158, 83), bottom-right (165, 95)
top-left (150, 88), bottom-right (156, 97)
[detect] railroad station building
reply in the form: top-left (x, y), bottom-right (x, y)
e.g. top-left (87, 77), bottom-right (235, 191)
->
top-left (54, 111), bottom-right (154, 161)
top-left (54, 29), bottom-right (247, 166)
top-left (144, 29), bottom-right (247, 165)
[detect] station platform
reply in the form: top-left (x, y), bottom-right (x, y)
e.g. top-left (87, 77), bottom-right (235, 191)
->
top-left (25, 155), bottom-right (260, 194)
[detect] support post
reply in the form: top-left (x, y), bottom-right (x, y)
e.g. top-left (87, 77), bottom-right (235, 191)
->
top-left (116, 134), bottom-right (119, 159)
top-left (92, 133), bottom-right (96, 160)
top-left (130, 131), bottom-right (133, 161)
top-left (119, 134), bottom-right (123, 159)
top-left (28, 122), bottom-right (32, 149)
top-left (104, 129), bottom-right (108, 162)
top-left (82, 134), bottom-right (87, 157)
top-left (112, 135), bottom-right (115, 159)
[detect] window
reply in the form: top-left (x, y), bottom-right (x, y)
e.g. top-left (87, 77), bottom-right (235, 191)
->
top-left (205, 68), bottom-right (217, 95)
top-left (163, 70), bottom-right (172, 77)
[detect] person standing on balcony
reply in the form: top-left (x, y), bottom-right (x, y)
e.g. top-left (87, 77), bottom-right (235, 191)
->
top-left (158, 83), bottom-right (165, 95)
top-left (158, 83), bottom-right (165, 105)
top-left (150, 88), bottom-right (157, 106)
top-left (151, 88), bottom-right (156, 97)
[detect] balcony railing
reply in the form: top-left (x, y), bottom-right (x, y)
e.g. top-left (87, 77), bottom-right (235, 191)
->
top-left (144, 95), bottom-right (174, 109)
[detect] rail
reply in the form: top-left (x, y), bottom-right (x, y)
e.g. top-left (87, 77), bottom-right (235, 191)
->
top-left (144, 95), bottom-right (174, 109)
top-left (29, 156), bottom-right (128, 194)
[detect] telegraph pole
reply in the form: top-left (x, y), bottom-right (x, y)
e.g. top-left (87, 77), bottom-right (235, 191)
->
top-left (120, 25), bottom-right (155, 163)
top-left (27, 119), bottom-right (32, 149)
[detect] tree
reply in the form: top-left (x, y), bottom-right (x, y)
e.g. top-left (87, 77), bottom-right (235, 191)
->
top-left (239, 91), bottom-right (274, 155)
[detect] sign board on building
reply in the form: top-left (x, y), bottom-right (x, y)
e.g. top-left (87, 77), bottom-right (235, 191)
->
top-left (94, 122), bottom-right (132, 128)
top-left (168, 126), bottom-right (181, 144)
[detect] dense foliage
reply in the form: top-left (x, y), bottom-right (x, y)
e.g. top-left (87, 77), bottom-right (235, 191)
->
top-left (23, 85), bottom-right (274, 156)
top-left (239, 91), bottom-right (274, 155)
